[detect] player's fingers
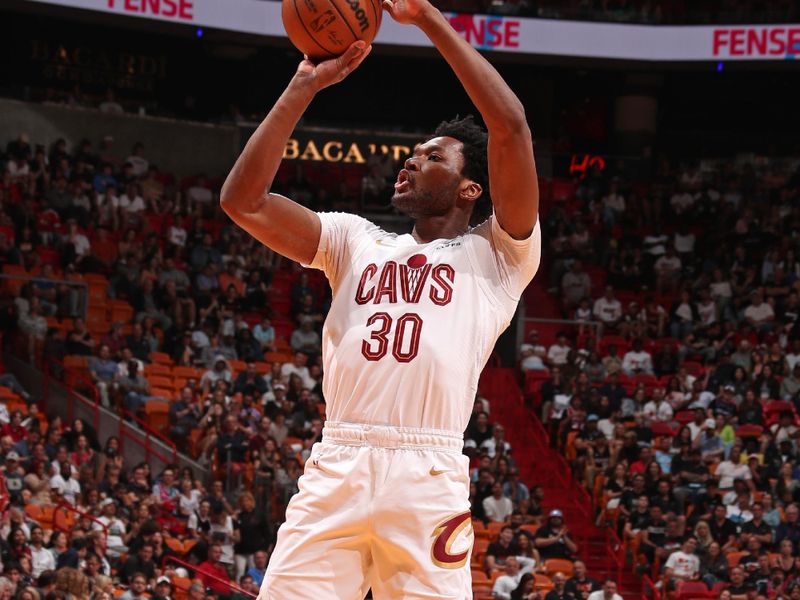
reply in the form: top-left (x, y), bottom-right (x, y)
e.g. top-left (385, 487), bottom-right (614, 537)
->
top-left (346, 44), bottom-right (372, 72)
top-left (382, 0), bottom-right (394, 11)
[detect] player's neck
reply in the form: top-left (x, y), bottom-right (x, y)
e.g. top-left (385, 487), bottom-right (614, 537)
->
top-left (410, 214), bottom-right (470, 244)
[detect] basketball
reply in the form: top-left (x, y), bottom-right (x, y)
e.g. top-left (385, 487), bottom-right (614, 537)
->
top-left (282, 0), bottom-right (383, 61)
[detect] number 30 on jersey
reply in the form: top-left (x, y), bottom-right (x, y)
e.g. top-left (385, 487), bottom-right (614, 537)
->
top-left (361, 312), bottom-right (423, 363)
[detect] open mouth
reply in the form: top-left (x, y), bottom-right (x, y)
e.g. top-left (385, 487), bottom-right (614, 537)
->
top-left (394, 169), bottom-right (412, 192)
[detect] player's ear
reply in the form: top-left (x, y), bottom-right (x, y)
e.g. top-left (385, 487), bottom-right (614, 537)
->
top-left (460, 181), bottom-right (482, 202)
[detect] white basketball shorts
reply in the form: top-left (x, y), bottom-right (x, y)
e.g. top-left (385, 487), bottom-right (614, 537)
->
top-left (259, 421), bottom-right (474, 599)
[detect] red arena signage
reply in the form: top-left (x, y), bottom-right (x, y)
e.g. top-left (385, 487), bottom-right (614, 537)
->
top-left (712, 26), bottom-right (800, 57)
top-left (106, 0), bottom-right (194, 21)
top-left (21, 0), bottom-right (800, 61)
top-left (445, 14), bottom-right (521, 49)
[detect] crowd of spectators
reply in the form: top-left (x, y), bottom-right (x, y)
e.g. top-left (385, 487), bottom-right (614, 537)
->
top-left (520, 152), bottom-right (800, 597)
top-left (0, 128), bottom-right (343, 598)
top-left (3, 110), bottom-right (800, 600)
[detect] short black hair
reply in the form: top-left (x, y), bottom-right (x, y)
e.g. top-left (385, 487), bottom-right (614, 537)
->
top-left (433, 115), bottom-right (490, 220)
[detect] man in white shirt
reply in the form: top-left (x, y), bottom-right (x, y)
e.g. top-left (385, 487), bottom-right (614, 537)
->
top-left (588, 579), bottom-right (623, 600)
top-left (601, 180), bottom-right (625, 227)
top-left (280, 351), bottom-right (316, 390)
top-left (492, 555), bottom-right (536, 600)
top-left (483, 481), bottom-right (514, 523)
top-left (622, 339), bottom-right (653, 375)
top-left (547, 333), bottom-right (572, 367)
top-left (480, 424), bottom-right (512, 458)
top-left (726, 491), bottom-right (754, 524)
top-left (643, 388), bottom-right (673, 423)
top-left (126, 143), bottom-right (149, 177)
top-left (116, 347), bottom-right (145, 379)
top-left (95, 498), bottom-right (129, 558)
top-left (561, 260), bottom-right (592, 310)
top-left (520, 344), bottom-right (547, 372)
top-left (593, 286), bottom-right (622, 333)
top-left (50, 461), bottom-right (81, 504)
top-left (787, 340), bottom-right (800, 371)
top-left (674, 226), bottom-right (696, 257)
top-left (696, 289), bottom-right (716, 327)
top-left (744, 291), bottom-right (775, 332)
top-left (119, 183), bottom-right (147, 215)
top-left (715, 447), bottom-right (751, 491)
top-left (30, 525), bottom-right (55, 578)
top-left (654, 247), bottom-right (682, 294)
top-left (187, 174), bottom-right (213, 205)
top-left (670, 191), bottom-right (695, 215)
top-left (664, 537), bottom-right (700, 586)
top-left (686, 410), bottom-right (709, 441)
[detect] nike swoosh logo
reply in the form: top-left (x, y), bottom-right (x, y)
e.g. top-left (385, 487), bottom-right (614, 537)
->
top-left (430, 467), bottom-right (451, 476)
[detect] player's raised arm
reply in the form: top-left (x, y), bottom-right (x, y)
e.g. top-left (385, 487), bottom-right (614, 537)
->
top-left (220, 42), bottom-right (371, 265)
top-left (383, 0), bottom-right (538, 240)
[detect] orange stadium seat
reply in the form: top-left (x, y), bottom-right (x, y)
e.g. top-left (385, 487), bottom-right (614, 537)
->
top-left (534, 573), bottom-right (554, 592)
top-left (147, 375), bottom-right (173, 389)
top-left (145, 363), bottom-right (171, 377)
top-left (254, 362), bottom-right (271, 374)
top-left (544, 558), bottom-right (574, 577)
top-left (144, 400), bottom-right (170, 431)
top-left (149, 351), bottom-right (174, 365)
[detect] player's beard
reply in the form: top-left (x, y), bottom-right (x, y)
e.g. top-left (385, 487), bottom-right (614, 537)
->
top-left (391, 179), bottom-right (460, 219)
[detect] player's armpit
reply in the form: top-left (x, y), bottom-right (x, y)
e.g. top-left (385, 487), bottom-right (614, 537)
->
top-left (221, 192), bottom-right (321, 266)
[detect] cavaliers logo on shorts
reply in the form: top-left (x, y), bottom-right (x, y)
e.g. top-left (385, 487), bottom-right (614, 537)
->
top-left (430, 511), bottom-right (473, 569)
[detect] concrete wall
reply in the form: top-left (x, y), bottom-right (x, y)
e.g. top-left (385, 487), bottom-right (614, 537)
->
top-left (0, 98), bottom-right (240, 177)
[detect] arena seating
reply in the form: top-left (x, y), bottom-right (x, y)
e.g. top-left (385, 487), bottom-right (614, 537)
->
top-left (1, 87), bottom-right (800, 600)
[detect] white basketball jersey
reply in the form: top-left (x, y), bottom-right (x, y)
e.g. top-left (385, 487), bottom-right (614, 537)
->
top-left (305, 211), bottom-right (541, 434)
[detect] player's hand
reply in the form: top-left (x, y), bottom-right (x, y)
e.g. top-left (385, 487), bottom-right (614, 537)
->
top-left (295, 41), bottom-right (371, 92)
top-left (382, 0), bottom-right (434, 25)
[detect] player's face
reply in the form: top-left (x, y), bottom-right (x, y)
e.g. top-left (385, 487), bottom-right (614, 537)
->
top-left (391, 136), bottom-right (468, 218)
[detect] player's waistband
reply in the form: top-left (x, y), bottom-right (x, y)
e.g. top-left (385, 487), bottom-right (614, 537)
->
top-left (322, 421), bottom-right (463, 454)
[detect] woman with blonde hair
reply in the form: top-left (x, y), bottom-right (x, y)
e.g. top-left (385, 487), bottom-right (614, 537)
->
top-left (693, 520), bottom-right (715, 557)
top-left (17, 587), bottom-right (41, 600)
top-left (91, 575), bottom-right (114, 598)
top-left (55, 567), bottom-right (90, 600)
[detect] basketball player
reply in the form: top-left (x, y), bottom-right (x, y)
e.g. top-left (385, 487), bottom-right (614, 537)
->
top-left (221, 0), bottom-right (540, 596)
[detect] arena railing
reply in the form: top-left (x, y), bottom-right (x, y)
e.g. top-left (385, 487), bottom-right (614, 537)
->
top-left (527, 398), bottom-right (623, 583)
top-left (641, 574), bottom-right (661, 600)
top-left (53, 500), bottom-right (109, 540)
top-left (161, 555), bottom-right (257, 599)
top-left (53, 360), bottom-right (178, 466)
top-left (118, 408), bottom-right (178, 466)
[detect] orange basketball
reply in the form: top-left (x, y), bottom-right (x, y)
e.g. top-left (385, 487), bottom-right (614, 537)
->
top-left (282, 0), bottom-right (382, 61)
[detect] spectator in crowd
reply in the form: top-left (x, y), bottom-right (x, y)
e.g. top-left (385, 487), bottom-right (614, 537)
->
top-left (588, 579), bottom-right (623, 600)
top-left (484, 481), bottom-right (515, 523)
top-left (534, 509), bottom-right (578, 560)
top-left (195, 543), bottom-right (231, 596)
top-left (118, 544), bottom-right (156, 586)
top-left (622, 339), bottom-right (654, 375)
top-left (486, 525), bottom-right (519, 573)
top-left (545, 571), bottom-right (575, 600)
top-left (565, 560), bottom-right (600, 600)
top-left (547, 333), bottom-right (572, 367)
top-left (119, 572), bottom-right (148, 600)
top-left (5, 100), bottom-right (800, 600)
top-left (664, 536), bottom-right (701, 589)
top-left (493, 555), bottom-right (537, 600)
top-left (562, 260), bottom-right (592, 311)
top-left (593, 287), bottom-right (622, 334)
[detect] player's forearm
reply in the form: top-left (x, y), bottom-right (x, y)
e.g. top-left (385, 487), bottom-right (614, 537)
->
top-left (415, 8), bottom-right (527, 135)
top-left (221, 77), bottom-right (316, 214)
